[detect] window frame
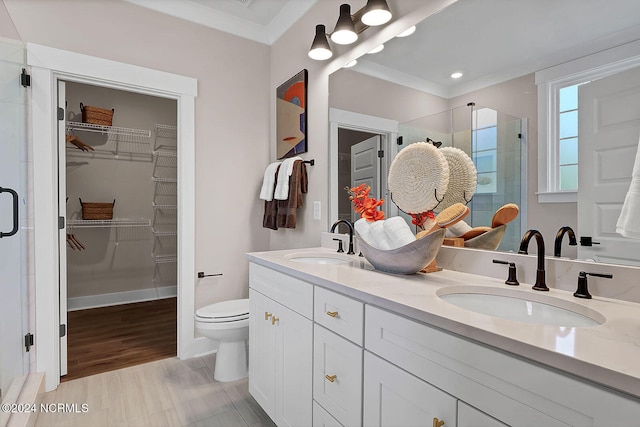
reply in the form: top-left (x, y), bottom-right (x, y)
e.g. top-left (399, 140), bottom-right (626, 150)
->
top-left (535, 41), bottom-right (640, 203)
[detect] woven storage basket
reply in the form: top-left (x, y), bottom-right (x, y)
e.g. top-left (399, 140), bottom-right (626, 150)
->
top-left (80, 103), bottom-right (114, 126)
top-left (80, 198), bottom-right (115, 220)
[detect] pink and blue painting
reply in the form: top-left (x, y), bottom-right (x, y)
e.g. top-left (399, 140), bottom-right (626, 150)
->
top-left (276, 69), bottom-right (307, 159)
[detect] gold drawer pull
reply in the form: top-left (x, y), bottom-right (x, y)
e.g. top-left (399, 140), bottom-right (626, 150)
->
top-left (271, 316), bottom-right (279, 325)
top-left (325, 374), bottom-right (337, 383)
top-left (433, 418), bottom-right (444, 427)
top-left (326, 311), bottom-right (339, 318)
top-left (265, 312), bottom-right (272, 320)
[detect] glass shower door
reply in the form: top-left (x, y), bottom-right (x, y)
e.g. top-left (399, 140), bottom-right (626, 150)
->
top-left (0, 38), bottom-right (30, 397)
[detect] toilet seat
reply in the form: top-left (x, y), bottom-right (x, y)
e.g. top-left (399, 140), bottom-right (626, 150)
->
top-left (195, 299), bottom-right (249, 323)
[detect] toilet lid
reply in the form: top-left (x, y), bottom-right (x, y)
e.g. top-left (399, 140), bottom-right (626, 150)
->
top-left (196, 299), bottom-right (249, 322)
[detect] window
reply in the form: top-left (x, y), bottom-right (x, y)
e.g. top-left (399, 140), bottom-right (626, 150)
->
top-left (472, 108), bottom-right (497, 194)
top-left (535, 43), bottom-right (640, 203)
top-left (557, 84), bottom-right (579, 191)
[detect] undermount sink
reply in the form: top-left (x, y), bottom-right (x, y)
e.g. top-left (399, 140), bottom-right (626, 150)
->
top-left (437, 286), bottom-right (605, 327)
top-left (285, 253), bottom-right (352, 265)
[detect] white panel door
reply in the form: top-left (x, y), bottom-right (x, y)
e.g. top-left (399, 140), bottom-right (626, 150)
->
top-left (0, 40), bottom-right (29, 395)
top-left (578, 66), bottom-right (640, 265)
top-left (351, 136), bottom-right (380, 222)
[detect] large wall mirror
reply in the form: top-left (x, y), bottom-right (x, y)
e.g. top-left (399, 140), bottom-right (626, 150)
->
top-left (329, 0), bottom-right (640, 267)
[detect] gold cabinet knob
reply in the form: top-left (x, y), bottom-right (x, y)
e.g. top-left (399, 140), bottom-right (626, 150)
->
top-left (265, 312), bottom-right (272, 320)
top-left (271, 316), bottom-right (279, 325)
top-left (325, 374), bottom-right (337, 382)
top-left (326, 311), bottom-right (339, 318)
top-left (433, 418), bottom-right (444, 427)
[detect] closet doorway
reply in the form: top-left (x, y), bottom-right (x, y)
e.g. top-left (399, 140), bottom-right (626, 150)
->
top-left (60, 81), bottom-right (178, 381)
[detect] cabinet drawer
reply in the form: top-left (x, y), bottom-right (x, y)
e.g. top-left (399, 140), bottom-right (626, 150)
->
top-left (458, 402), bottom-right (507, 427)
top-left (249, 262), bottom-right (313, 319)
top-left (313, 401), bottom-right (343, 427)
top-left (313, 325), bottom-right (363, 427)
top-left (314, 287), bottom-right (364, 345)
top-left (363, 351), bottom-right (456, 427)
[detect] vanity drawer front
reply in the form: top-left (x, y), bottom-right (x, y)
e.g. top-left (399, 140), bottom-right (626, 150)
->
top-left (313, 324), bottom-right (363, 427)
top-left (313, 401), bottom-right (343, 427)
top-left (249, 262), bottom-right (313, 319)
top-left (314, 287), bottom-right (364, 345)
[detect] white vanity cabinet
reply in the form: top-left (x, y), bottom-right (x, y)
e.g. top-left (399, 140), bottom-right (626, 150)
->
top-left (248, 263), bottom-right (313, 427)
top-left (312, 287), bottom-right (364, 427)
top-left (365, 304), bottom-right (640, 427)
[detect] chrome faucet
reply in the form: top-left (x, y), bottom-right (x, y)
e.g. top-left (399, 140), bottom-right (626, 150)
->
top-left (554, 226), bottom-right (577, 257)
top-left (330, 219), bottom-right (355, 255)
top-left (518, 229), bottom-right (549, 291)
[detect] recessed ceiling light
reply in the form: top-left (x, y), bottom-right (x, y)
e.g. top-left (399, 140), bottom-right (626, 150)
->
top-left (451, 72), bottom-right (463, 79)
top-left (344, 59), bottom-right (357, 68)
top-left (367, 44), bottom-right (384, 54)
top-left (396, 26), bottom-right (416, 38)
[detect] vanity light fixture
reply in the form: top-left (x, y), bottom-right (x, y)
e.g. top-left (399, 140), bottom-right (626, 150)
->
top-left (309, 1), bottom-right (393, 60)
top-left (396, 25), bottom-right (416, 38)
top-left (308, 24), bottom-right (333, 60)
top-left (451, 72), bottom-right (463, 79)
top-left (361, 0), bottom-right (392, 26)
top-left (367, 44), bottom-right (384, 54)
top-left (331, 4), bottom-right (358, 45)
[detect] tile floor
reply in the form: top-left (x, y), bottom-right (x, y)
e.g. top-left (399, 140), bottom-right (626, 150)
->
top-left (35, 354), bottom-right (276, 427)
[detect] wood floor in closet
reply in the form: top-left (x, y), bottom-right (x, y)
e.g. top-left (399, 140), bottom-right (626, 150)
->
top-left (63, 297), bottom-right (177, 382)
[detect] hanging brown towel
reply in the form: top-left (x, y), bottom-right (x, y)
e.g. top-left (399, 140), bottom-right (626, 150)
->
top-left (263, 165), bottom-right (281, 230)
top-left (276, 160), bottom-right (308, 229)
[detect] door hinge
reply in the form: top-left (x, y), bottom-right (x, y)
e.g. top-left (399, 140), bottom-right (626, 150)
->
top-left (518, 133), bottom-right (522, 139)
top-left (25, 333), bottom-right (34, 352)
top-left (20, 68), bottom-right (31, 87)
top-left (378, 150), bottom-right (384, 158)
top-left (58, 216), bottom-right (65, 230)
top-left (397, 136), bottom-right (403, 145)
top-left (60, 324), bottom-right (66, 338)
top-left (57, 107), bottom-right (64, 121)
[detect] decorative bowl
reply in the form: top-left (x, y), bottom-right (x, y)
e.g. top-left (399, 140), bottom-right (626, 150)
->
top-left (464, 224), bottom-right (506, 250)
top-left (355, 228), bottom-right (446, 275)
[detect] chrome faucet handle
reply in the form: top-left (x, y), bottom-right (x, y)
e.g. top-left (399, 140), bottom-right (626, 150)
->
top-left (574, 271), bottom-right (613, 299)
top-left (333, 238), bottom-right (344, 253)
top-left (492, 259), bottom-right (519, 286)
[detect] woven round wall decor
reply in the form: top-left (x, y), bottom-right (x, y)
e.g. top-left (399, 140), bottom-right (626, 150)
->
top-left (388, 142), bottom-right (449, 214)
top-left (437, 147), bottom-right (477, 212)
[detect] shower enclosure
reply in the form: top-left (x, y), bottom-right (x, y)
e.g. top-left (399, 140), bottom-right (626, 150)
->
top-left (0, 38), bottom-right (32, 402)
top-left (399, 103), bottom-right (526, 252)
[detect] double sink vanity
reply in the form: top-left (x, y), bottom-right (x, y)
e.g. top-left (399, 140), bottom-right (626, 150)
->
top-left (246, 244), bottom-right (640, 426)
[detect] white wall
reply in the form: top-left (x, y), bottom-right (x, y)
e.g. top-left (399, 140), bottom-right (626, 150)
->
top-left (2, 0), bottom-right (271, 308)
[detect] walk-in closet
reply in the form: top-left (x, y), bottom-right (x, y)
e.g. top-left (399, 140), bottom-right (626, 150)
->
top-left (62, 82), bottom-right (178, 381)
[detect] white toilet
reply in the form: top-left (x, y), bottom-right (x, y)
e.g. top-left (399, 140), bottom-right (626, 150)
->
top-left (195, 298), bottom-right (249, 382)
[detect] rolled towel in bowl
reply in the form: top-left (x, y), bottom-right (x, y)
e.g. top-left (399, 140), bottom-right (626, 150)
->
top-left (355, 218), bottom-right (392, 250)
top-left (445, 220), bottom-right (473, 238)
top-left (383, 216), bottom-right (416, 249)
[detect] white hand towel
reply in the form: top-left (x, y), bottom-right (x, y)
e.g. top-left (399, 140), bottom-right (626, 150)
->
top-left (274, 156), bottom-right (302, 200)
top-left (370, 220), bottom-right (392, 250)
top-left (259, 162), bottom-right (282, 201)
top-left (445, 220), bottom-right (472, 238)
top-left (354, 218), bottom-right (391, 250)
top-left (616, 135), bottom-right (640, 238)
top-left (383, 216), bottom-right (415, 249)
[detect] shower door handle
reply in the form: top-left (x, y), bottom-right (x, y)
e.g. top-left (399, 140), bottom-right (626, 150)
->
top-left (0, 187), bottom-right (19, 238)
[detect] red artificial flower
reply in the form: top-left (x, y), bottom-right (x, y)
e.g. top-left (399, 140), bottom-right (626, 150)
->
top-left (410, 210), bottom-right (435, 228)
top-left (346, 185), bottom-right (385, 222)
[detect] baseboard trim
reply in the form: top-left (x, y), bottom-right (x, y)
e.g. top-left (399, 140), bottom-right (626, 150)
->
top-left (67, 286), bottom-right (177, 311)
top-left (0, 372), bottom-right (45, 427)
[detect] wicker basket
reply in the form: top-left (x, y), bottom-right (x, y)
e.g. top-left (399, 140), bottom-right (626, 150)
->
top-left (80, 103), bottom-right (114, 126)
top-left (80, 198), bottom-right (115, 220)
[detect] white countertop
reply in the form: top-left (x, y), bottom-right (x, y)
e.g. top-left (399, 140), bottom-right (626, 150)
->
top-left (247, 247), bottom-right (640, 399)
